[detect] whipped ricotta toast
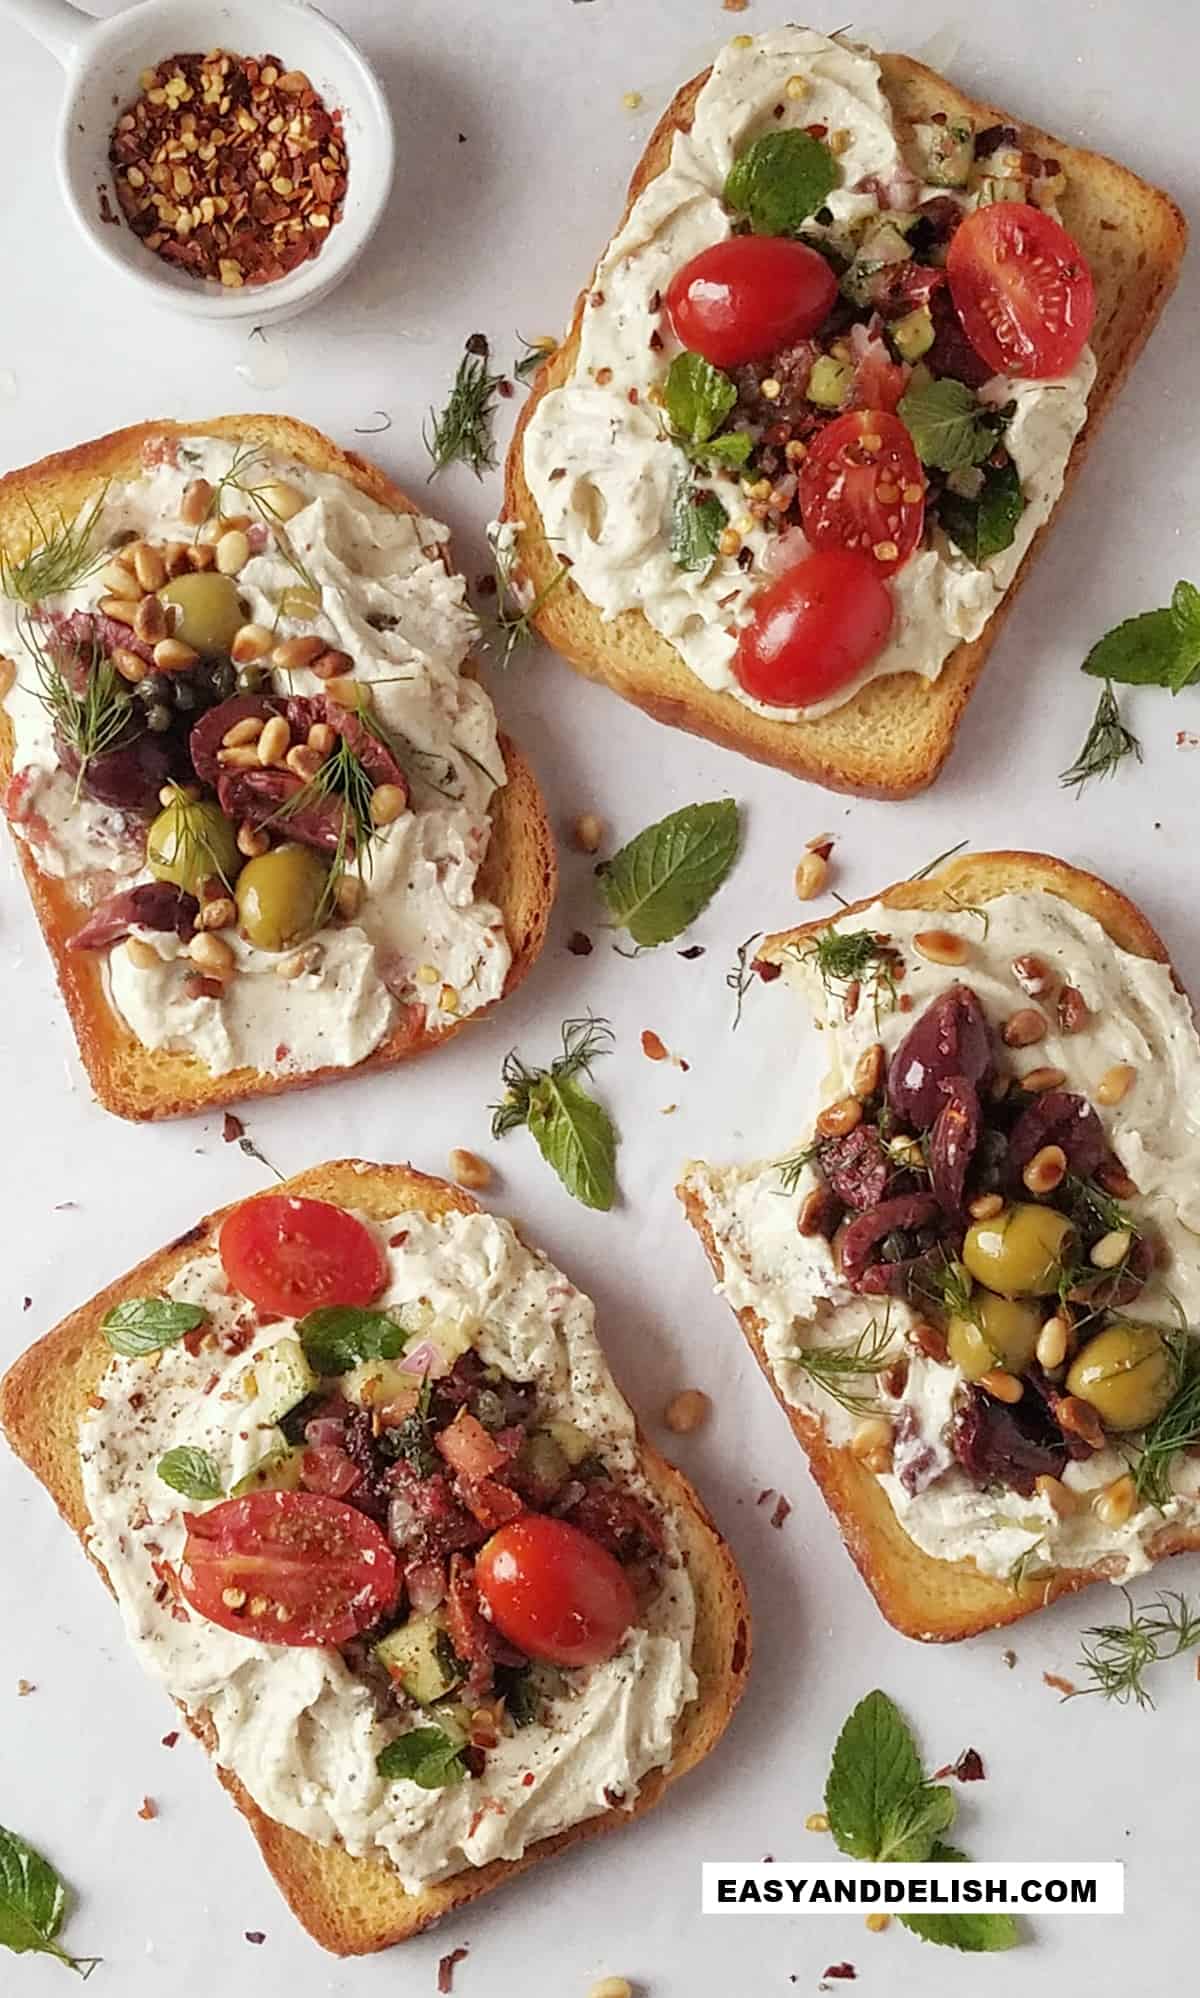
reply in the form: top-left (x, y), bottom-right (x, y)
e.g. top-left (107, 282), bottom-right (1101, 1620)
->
top-left (0, 429), bottom-right (514, 1086)
top-left (521, 25), bottom-right (1096, 721)
top-left (78, 1192), bottom-right (698, 1895)
top-left (683, 878), bottom-right (1200, 1595)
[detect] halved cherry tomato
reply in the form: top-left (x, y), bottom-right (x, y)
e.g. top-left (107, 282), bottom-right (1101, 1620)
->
top-left (475, 1515), bottom-right (636, 1668)
top-left (734, 548), bottom-right (894, 708)
top-left (799, 410), bottom-right (925, 575)
top-left (666, 236), bottom-right (838, 369)
top-left (946, 203), bottom-right (1095, 380)
top-left (218, 1195), bottom-right (387, 1318)
top-left (180, 1491), bottom-right (397, 1647)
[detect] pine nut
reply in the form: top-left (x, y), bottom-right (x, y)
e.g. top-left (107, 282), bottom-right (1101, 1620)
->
top-left (216, 528), bottom-right (250, 575)
top-left (1056, 1395), bottom-right (1105, 1448)
top-left (1097, 1162), bottom-right (1139, 1201)
top-left (285, 744), bottom-right (322, 781)
top-left (1096, 1063), bottom-right (1136, 1106)
top-left (153, 637), bottom-right (199, 672)
top-left (798, 1186), bottom-right (837, 1237)
top-left (187, 544), bottom-right (215, 571)
top-left (189, 931), bottom-right (235, 979)
top-left (369, 783), bottom-right (406, 827)
top-left (197, 896), bottom-right (236, 931)
top-left (587, 1981), bottom-right (633, 1998)
top-left (889, 1134), bottom-right (925, 1171)
top-left (180, 477), bottom-right (214, 526)
top-left (816, 1095), bottom-right (862, 1138)
top-left (99, 595), bottom-right (138, 625)
top-left (163, 539), bottom-right (190, 576)
top-left (307, 722), bottom-right (336, 755)
top-left (219, 744), bottom-right (263, 770)
top-left (198, 517), bottom-right (225, 547)
top-left (1021, 1065), bottom-right (1066, 1095)
top-left (1003, 1008), bottom-right (1047, 1048)
top-left (573, 811), bottom-right (604, 854)
top-left (133, 544), bottom-right (167, 592)
top-left (312, 648), bottom-right (352, 680)
top-left (1023, 1144), bottom-right (1067, 1195)
top-left (1036, 1316), bottom-right (1070, 1370)
top-left (794, 850), bottom-right (828, 900)
top-left (124, 936), bottom-right (161, 970)
top-left (805, 1812), bottom-right (829, 1833)
top-left (134, 594), bottom-right (167, 644)
top-left (251, 479), bottom-right (305, 521)
top-left (275, 944), bottom-right (323, 979)
top-left (1057, 985), bottom-right (1089, 1034)
top-left (1090, 1229), bottom-right (1132, 1270)
top-left (257, 716), bottom-right (291, 767)
top-left (415, 962), bottom-right (441, 985)
top-left (980, 1369), bottom-right (1023, 1404)
top-left (333, 873), bottom-right (364, 918)
top-left (852, 1043), bottom-right (884, 1099)
top-left (969, 1192), bottom-right (1005, 1221)
top-left (440, 984), bottom-right (461, 1014)
top-left (324, 675), bottom-right (370, 710)
top-left (112, 647), bottom-right (148, 683)
top-left (272, 635), bottom-right (326, 674)
top-left (1094, 1474), bottom-right (1136, 1528)
top-left (1035, 1473), bottom-right (1079, 1518)
top-left (237, 821), bottom-right (270, 858)
top-left (448, 1147), bottom-right (492, 1192)
top-left (664, 1389), bottom-right (711, 1434)
top-left (231, 622), bottom-right (273, 664)
top-left (913, 929), bottom-right (969, 966)
top-left (1012, 952), bottom-right (1052, 997)
top-left (98, 560), bottom-right (143, 600)
top-left (850, 1415), bottom-right (894, 1463)
top-left (219, 718), bottom-right (261, 750)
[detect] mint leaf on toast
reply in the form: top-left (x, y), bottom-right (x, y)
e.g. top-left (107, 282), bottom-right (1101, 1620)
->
top-left (156, 1447), bottom-right (224, 1502)
top-left (298, 1305), bottom-right (409, 1376)
top-left (102, 1297), bottom-right (208, 1357)
top-left (898, 378), bottom-right (1000, 473)
top-left (938, 457), bottom-right (1024, 563)
top-left (724, 129), bottom-right (839, 234)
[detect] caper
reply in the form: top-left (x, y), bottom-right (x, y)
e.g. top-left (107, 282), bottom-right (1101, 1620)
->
top-left (236, 664), bottom-right (265, 694)
top-left (146, 702), bottom-right (172, 733)
top-left (159, 572), bottom-right (244, 655)
top-left (1066, 1324), bottom-right (1175, 1433)
top-left (147, 792), bottom-right (241, 896)
top-left (171, 679), bottom-right (197, 712)
top-left (962, 1203), bottom-right (1075, 1297)
top-left (947, 1294), bottom-right (1044, 1382)
top-left (235, 842), bottom-right (329, 952)
top-left (136, 672), bottom-right (170, 706)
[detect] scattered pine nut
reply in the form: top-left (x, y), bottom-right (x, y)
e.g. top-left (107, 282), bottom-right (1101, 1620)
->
top-left (794, 850), bottom-right (828, 900)
top-left (805, 1811), bottom-right (829, 1833)
top-left (573, 811), bottom-right (604, 854)
top-left (664, 1389), bottom-right (710, 1434)
top-left (913, 929), bottom-right (969, 966)
top-left (1003, 1007), bottom-right (1047, 1048)
top-left (449, 1149), bottom-right (492, 1192)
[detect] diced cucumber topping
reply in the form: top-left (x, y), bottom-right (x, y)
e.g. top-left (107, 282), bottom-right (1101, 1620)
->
top-left (976, 175), bottom-right (1027, 206)
top-left (231, 1441), bottom-right (304, 1497)
top-left (543, 1419), bottom-right (595, 1467)
top-left (807, 356), bottom-right (853, 408)
top-left (914, 119), bottom-right (974, 189)
top-left (891, 305), bottom-right (935, 363)
top-left (243, 1338), bottom-right (318, 1424)
top-left (375, 1614), bottom-right (464, 1707)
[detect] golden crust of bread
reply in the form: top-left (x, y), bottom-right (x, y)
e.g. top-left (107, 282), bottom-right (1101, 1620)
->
top-left (0, 1159), bottom-right (751, 1954)
top-left (0, 417), bottom-right (556, 1119)
top-left (679, 852), bottom-right (1198, 1640)
top-left (505, 50), bottom-right (1187, 796)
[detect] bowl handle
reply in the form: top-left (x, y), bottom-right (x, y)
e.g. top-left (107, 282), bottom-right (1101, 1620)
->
top-left (0, 0), bottom-right (93, 65)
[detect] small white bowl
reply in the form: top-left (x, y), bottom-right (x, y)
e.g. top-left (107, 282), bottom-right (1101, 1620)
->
top-left (3, 0), bottom-right (395, 323)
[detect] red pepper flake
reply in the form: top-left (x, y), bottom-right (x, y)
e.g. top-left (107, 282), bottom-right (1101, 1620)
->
top-left (722, 0), bottom-right (751, 10)
top-left (678, 944), bottom-right (705, 960)
top-left (1043, 1671), bottom-right (1076, 1696)
top-left (641, 1029), bottom-right (669, 1062)
top-left (86, 1393), bottom-right (107, 1411)
top-left (898, 994), bottom-right (913, 1012)
top-left (754, 957), bottom-right (782, 983)
top-left (806, 122), bottom-right (829, 139)
top-left (824, 1967), bottom-right (857, 1982)
top-left (244, 1931), bottom-right (266, 1945)
top-left (756, 1487), bottom-right (775, 1507)
top-left (932, 1747), bottom-right (985, 1782)
top-left (437, 1945), bottom-right (470, 1993)
top-left (22, 1296), bottom-right (31, 1311)
top-left (137, 1797), bottom-right (158, 1820)
top-left (521, 1771), bottom-right (535, 1787)
top-left (161, 1731), bottom-right (180, 1748)
top-left (648, 328), bottom-right (664, 351)
top-left (770, 1494), bottom-right (792, 1530)
top-left (389, 1229), bottom-right (410, 1248)
top-left (274, 1043), bottom-right (289, 1063)
top-left (567, 930), bottom-right (593, 957)
top-left (222, 1111), bottom-right (245, 1142)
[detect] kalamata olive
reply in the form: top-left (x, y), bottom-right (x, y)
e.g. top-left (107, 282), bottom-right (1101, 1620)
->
top-left (69, 881), bottom-right (198, 951)
top-left (948, 1293), bottom-right (1043, 1382)
top-left (1066, 1324), bottom-right (1174, 1433)
top-left (887, 983), bottom-right (993, 1131)
top-left (60, 728), bottom-right (176, 811)
top-left (236, 842), bottom-right (330, 952)
top-left (819, 1124), bottom-right (889, 1209)
top-left (928, 1074), bottom-right (982, 1216)
top-left (171, 679), bottom-right (198, 711)
top-left (951, 1381), bottom-right (1070, 1496)
top-left (1008, 1091), bottom-right (1109, 1181)
top-left (147, 792), bottom-right (242, 896)
top-left (840, 1193), bottom-right (942, 1291)
top-left (159, 572), bottom-right (244, 654)
top-left (963, 1202), bottom-right (1075, 1297)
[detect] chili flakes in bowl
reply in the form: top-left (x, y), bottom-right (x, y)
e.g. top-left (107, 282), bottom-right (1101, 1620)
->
top-left (108, 49), bottom-right (348, 288)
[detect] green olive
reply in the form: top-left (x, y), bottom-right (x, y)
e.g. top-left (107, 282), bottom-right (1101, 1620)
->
top-left (146, 792), bottom-right (241, 896)
top-left (235, 842), bottom-right (329, 953)
top-left (159, 572), bottom-right (244, 654)
top-left (947, 1294), bottom-right (1044, 1382)
top-left (1065, 1324), bottom-right (1175, 1433)
top-left (962, 1203), bottom-right (1075, 1298)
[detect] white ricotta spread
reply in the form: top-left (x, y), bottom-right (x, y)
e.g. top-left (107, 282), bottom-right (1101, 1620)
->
top-left (684, 891), bottom-right (1200, 1582)
top-left (1, 436), bottom-right (512, 1076)
top-left (522, 27), bottom-right (1095, 719)
top-left (79, 1204), bottom-right (697, 1892)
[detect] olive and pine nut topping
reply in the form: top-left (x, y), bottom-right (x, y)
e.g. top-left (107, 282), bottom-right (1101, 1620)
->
top-left (109, 50), bottom-right (348, 288)
top-left (912, 929), bottom-right (970, 966)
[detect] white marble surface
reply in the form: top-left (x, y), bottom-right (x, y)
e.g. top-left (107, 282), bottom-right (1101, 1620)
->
top-left (1, 2), bottom-right (1198, 1993)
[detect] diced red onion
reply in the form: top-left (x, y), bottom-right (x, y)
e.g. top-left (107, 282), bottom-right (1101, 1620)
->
top-left (304, 1415), bottom-right (347, 1448)
top-left (401, 1339), bottom-right (450, 1380)
top-left (404, 1558), bottom-right (447, 1614)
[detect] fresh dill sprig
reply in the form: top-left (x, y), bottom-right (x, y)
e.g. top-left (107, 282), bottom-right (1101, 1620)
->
top-left (778, 1136), bottom-right (823, 1196)
top-left (484, 532), bottom-right (566, 668)
top-left (491, 1015), bottom-right (614, 1138)
top-left (791, 1312), bottom-right (897, 1414)
top-left (21, 615), bottom-right (133, 798)
top-left (1060, 681), bottom-right (1143, 795)
top-left (1063, 1173), bottom-right (1138, 1239)
top-left (424, 339), bottom-right (506, 480)
top-left (726, 932), bottom-right (763, 1031)
top-left (204, 445), bottom-right (319, 594)
top-left (1131, 1332), bottom-right (1200, 1509)
top-left (908, 839), bottom-right (970, 882)
top-left (912, 1251), bottom-right (980, 1327)
top-left (0, 486), bottom-right (110, 606)
top-left (514, 333), bottom-right (555, 383)
top-left (267, 731), bottom-right (380, 925)
top-left (1071, 1590), bottom-right (1200, 1708)
top-left (790, 926), bottom-right (900, 1022)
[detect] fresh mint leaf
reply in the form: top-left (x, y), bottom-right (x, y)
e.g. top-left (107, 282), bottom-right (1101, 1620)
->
top-left (878, 1782), bottom-right (956, 1862)
top-left (0, 1824), bottom-right (99, 1976)
top-left (693, 429), bottom-right (753, 470)
top-left (492, 1017), bottom-right (618, 1210)
top-left (825, 1690), bottom-right (945, 1861)
top-left (1171, 579), bottom-right (1200, 643)
top-left (939, 458), bottom-right (1024, 564)
top-left (297, 1305), bottom-right (409, 1376)
top-left (724, 129), bottom-right (838, 235)
top-left (1083, 607), bottom-right (1188, 687)
top-left (102, 1297), bottom-right (208, 1357)
top-left (156, 1447), bottom-right (224, 1502)
top-left (899, 1841), bottom-right (1020, 1953)
top-left (898, 378), bottom-right (998, 473)
top-left (665, 352), bottom-right (737, 446)
top-left (670, 479), bottom-right (727, 571)
top-left (376, 1726), bottom-right (468, 1790)
top-left (599, 799), bottom-right (741, 947)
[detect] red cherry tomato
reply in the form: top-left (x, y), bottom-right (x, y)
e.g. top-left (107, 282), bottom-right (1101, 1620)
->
top-left (665, 236), bottom-right (838, 369)
top-left (946, 203), bottom-right (1095, 380)
top-left (218, 1196), bottom-right (387, 1318)
top-left (475, 1515), bottom-right (636, 1668)
top-left (734, 549), bottom-right (894, 708)
top-left (180, 1491), bottom-right (397, 1647)
top-left (799, 410), bottom-right (926, 575)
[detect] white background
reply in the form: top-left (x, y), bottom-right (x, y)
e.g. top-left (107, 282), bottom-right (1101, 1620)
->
top-left (2, 2), bottom-right (1198, 1994)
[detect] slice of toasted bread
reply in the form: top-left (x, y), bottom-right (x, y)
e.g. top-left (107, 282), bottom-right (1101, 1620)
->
top-left (0, 417), bottom-right (556, 1119)
top-left (679, 851), bottom-right (1200, 1640)
top-left (505, 46), bottom-right (1186, 796)
top-left (0, 1159), bottom-right (751, 1955)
